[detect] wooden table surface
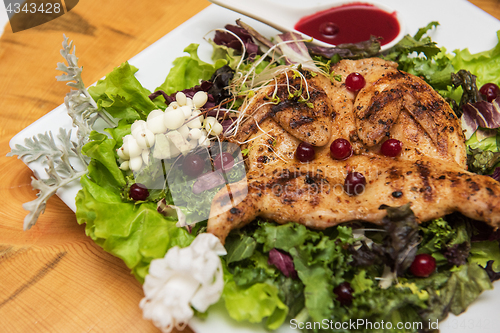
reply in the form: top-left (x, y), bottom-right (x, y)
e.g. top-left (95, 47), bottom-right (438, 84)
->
top-left (0, 1), bottom-right (499, 332)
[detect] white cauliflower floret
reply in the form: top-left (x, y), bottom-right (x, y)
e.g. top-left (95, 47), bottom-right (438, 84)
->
top-left (139, 233), bottom-right (227, 332)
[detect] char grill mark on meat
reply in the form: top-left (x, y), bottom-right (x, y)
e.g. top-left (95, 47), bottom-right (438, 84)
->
top-left (207, 58), bottom-right (500, 244)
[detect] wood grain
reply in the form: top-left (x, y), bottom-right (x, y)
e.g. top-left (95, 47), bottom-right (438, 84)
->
top-left (0, 0), bottom-right (208, 332)
top-left (470, 0), bottom-right (500, 20)
top-left (0, 1), bottom-right (499, 333)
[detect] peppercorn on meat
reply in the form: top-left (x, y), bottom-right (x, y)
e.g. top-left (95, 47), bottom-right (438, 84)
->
top-left (207, 58), bottom-right (500, 244)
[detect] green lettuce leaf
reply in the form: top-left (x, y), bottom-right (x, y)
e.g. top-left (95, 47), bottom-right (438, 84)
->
top-left (76, 175), bottom-right (194, 282)
top-left (222, 266), bottom-right (288, 330)
top-left (254, 222), bottom-right (354, 323)
top-left (225, 233), bottom-right (257, 264)
top-left (419, 218), bottom-right (456, 253)
top-left (420, 263), bottom-right (492, 324)
top-left (383, 22), bottom-right (454, 90)
top-left (466, 131), bottom-right (499, 152)
top-left (387, 22), bottom-right (442, 58)
top-left (210, 40), bottom-right (242, 69)
top-left (89, 62), bottom-right (158, 120)
top-left (442, 263), bottom-right (493, 315)
top-left (290, 245), bottom-right (336, 323)
top-left (156, 43), bottom-right (227, 95)
top-left (81, 131), bottom-right (126, 191)
top-left (452, 30), bottom-right (500, 87)
top-left (253, 222), bottom-right (317, 252)
top-left (105, 118), bottom-right (132, 148)
top-left (345, 286), bottom-right (425, 333)
top-left (469, 241), bottom-right (500, 271)
top-left (350, 270), bottom-right (374, 295)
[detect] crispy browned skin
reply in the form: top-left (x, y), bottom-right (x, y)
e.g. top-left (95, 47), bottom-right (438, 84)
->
top-left (208, 58), bottom-right (500, 243)
top-left (230, 71), bottom-right (332, 147)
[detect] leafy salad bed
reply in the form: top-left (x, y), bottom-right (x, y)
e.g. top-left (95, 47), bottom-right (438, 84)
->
top-left (9, 21), bottom-right (500, 333)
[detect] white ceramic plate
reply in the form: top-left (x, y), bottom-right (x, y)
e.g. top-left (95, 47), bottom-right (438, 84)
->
top-left (9, 1), bottom-right (500, 332)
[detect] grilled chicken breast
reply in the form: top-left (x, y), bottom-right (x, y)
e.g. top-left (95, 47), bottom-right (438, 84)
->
top-left (207, 58), bottom-right (500, 243)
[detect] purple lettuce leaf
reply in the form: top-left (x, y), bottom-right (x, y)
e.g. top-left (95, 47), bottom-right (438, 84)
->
top-left (308, 36), bottom-right (381, 59)
top-left (268, 248), bottom-right (298, 279)
top-left (274, 32), bottom-right (317, 70)
top-left (470, 218), bottom-right (500, 242)
top-left (443, 242), bottom-right (470, 266)
top-left (491, 167), bottom-right (500, 181)
top-left (149, 81), bottom-right (216, 109)
top-left (220, 118), bottom-right (235, 134)
top-left (462, 96), bottom-right (500, 139)
top-left (207, 64), bottom-right (234, 105)
top-left (451, 69), bottom-right (482, 119)
top-left (192, 171), bottom-right (225, 194)
top-left (484, 260), bottom-right (500, 282)
top-left (213, 24), bottom-right (260, 59)
top-left (236, 19), bottom-right (276, 50)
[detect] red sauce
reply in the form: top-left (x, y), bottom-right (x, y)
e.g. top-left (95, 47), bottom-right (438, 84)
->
top-left (294, 2), bottom-right (400, 46)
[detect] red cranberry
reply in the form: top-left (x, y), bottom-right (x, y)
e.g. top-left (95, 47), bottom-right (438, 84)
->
top-left (183, 154), bottom-right (205, 177)
top-left (330, 138), bottom-right (352, 160)
top-left (129, 183), bottom-right (149, 201)
top-left (214, 152), bottom-right (234, 171)
top-left (381, 139), bottom-right (402, 157)
top-left (319, 22), bottom-right (339, 37)
top-left (333, 282), bottom-right (354, 306)
top-left (344, 171), bottom-right (366, 196)
top-left (345, 73), bottom-right (366, 92)
top-left (295, 142), bottom-right (316, 162)
top-left (410, 253), bottom-right (436, 277)
top-left (479, 83), bottom-right (500, 102)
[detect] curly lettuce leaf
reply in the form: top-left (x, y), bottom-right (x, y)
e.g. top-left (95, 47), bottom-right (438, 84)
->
top-left (387, 22), bottom-right (442, 58)
top-left (350, 269), bottom-right (374, 296)
top-left (253, 221), bottom-right (317, 252)
top-left (254, 222), bottom-right (354, 323)
top-left (383, 22), bottom-right (454, 90)
top-left (418, 215), bottom-right (474, 267)
top-left (210, 40), bottom-right (243, 69)
top-left (156, 43), bottom-right (227, 95)
top-left (88, 62), bottom-right (157, 120)
top-left (227, 245), bottom-right (305, 319)
top-left (469, 240), bottom-right (500, 271)
top-left (230, 251), bottom-right (278, 287)
top-left (167, 158), bottom-right (246, 223)
top-left (223, 222), bottom-right (353, 327)
top-left (224, 233), bottom-right (257, 264)
top-left (223, 223), bottom-right (308, 324)
top-left (76, 175), bottom-right (194, 282)
top-left (466, 131), bottom-right (499, 152)
top-left (289, 245), bottom-right (336, 323)
top-left (467, 147), bottom-right (500, 174)
top-left (222, 266), bottom-right (288, 330)
top-left (345, 285), bottom-right (425, 332)
top-left (422, 263), bottom-right (492, 323)
top-left (452, 30), bottom-right (500, 88)
top-left (81, 131), bottom-right (126, 191)
top-left (419, 218), bottom-right (457, 253)
top-left (77, 125), bottom-right (193, 282)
